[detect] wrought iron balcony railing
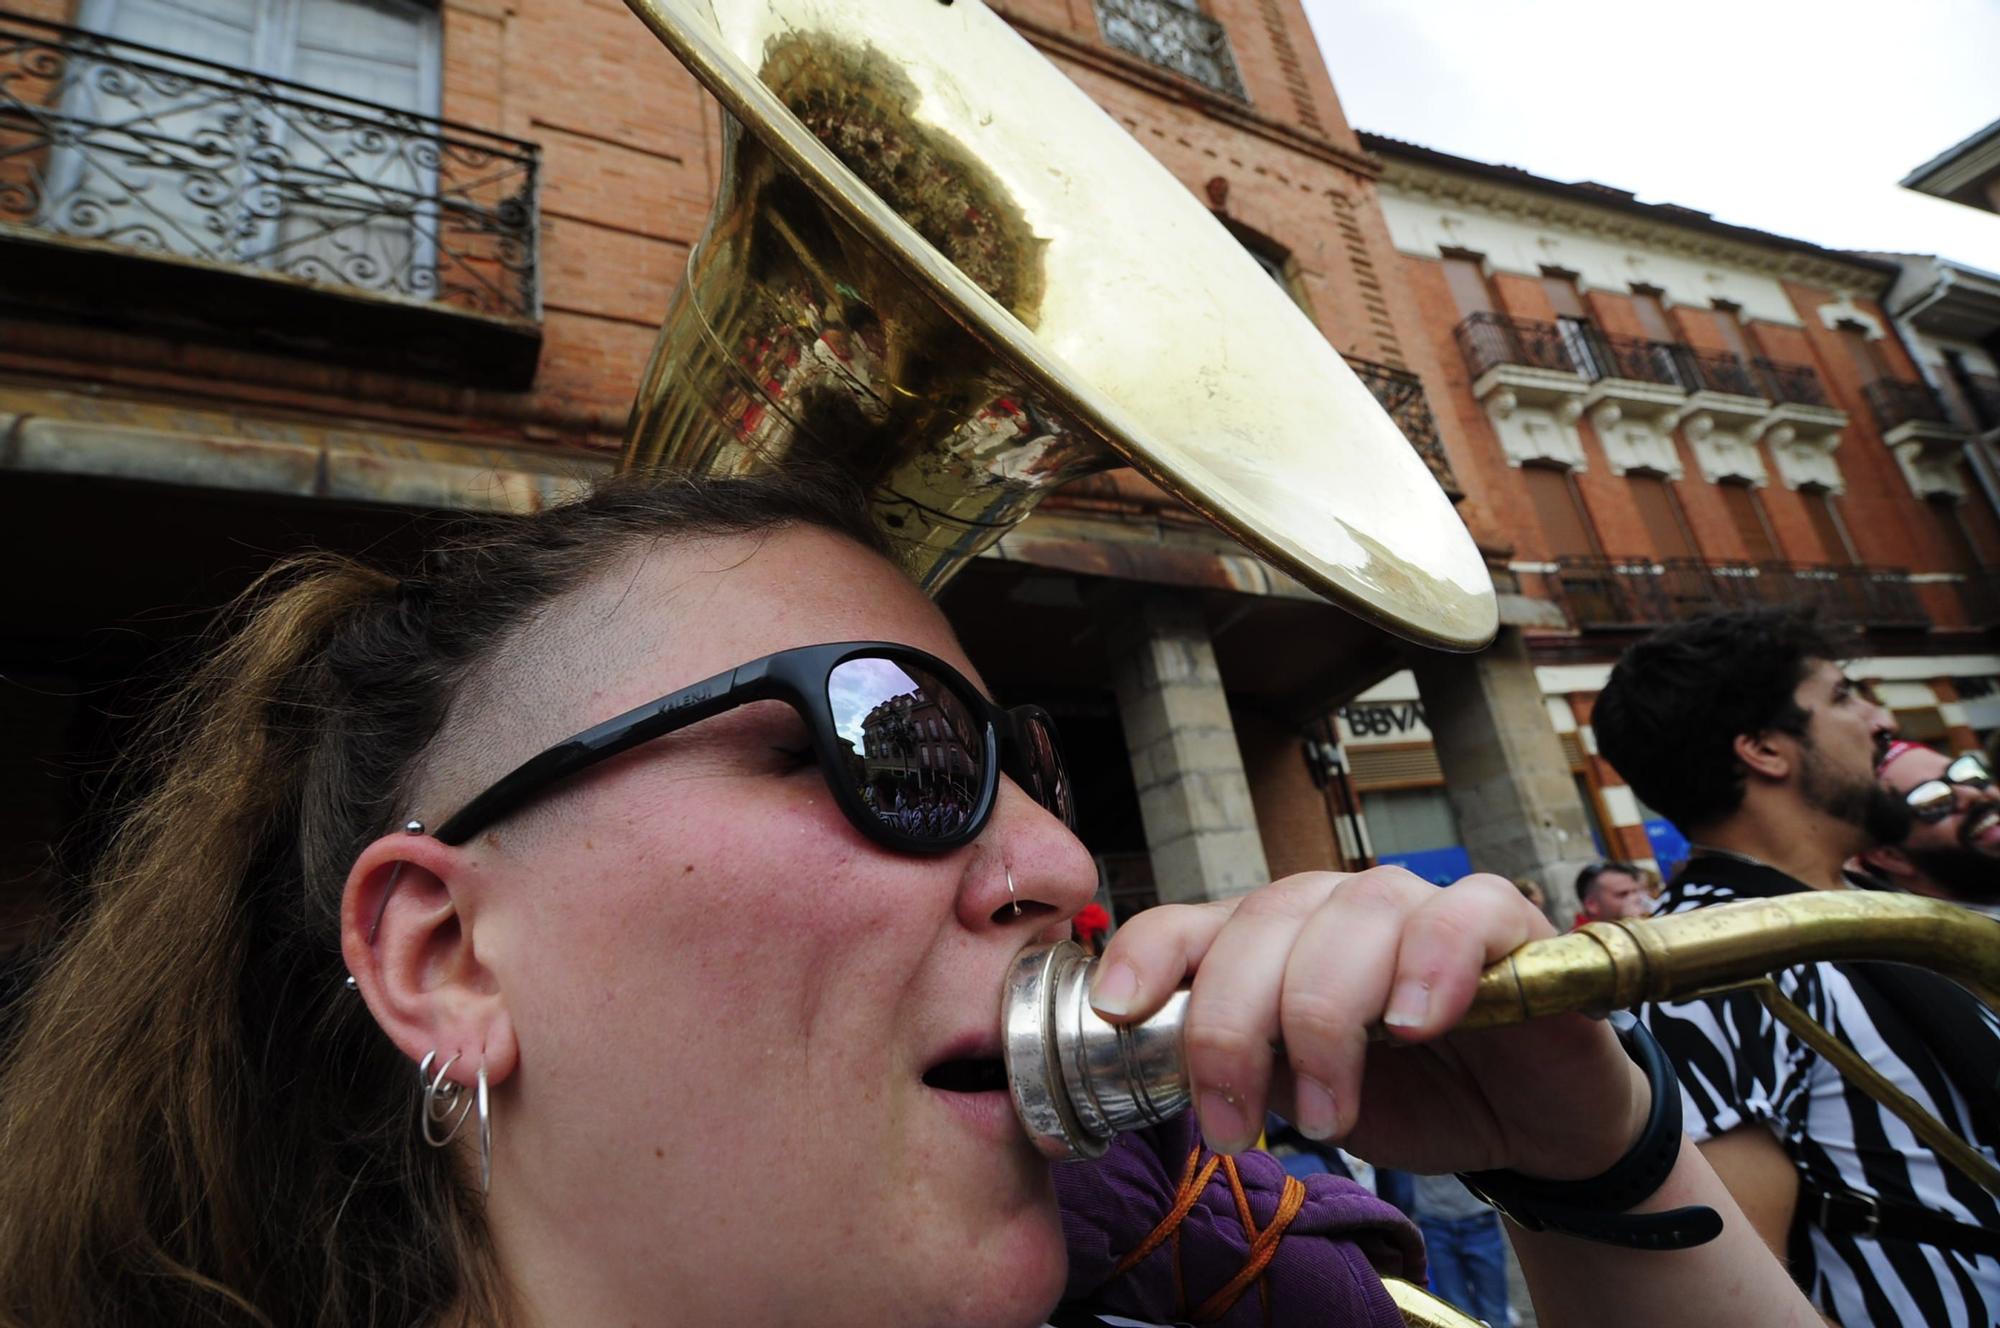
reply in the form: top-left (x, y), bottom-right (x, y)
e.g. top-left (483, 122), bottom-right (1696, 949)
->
top-left (1548, 556), bottom-right (1928, 632)
top-left (1862, 378), bottom-right (1955, 435)
top-left (1094, 0), bottom-right (1247, 100)
top-left (1752, 357), bottom-right (1831, 408)
top-left (1582, 329), bottom-right (1687, 389)
top-left (0, 16), bottom-right (539, 321)
top-left (1344, 354), bottom-right (1461, 499)
top-left (1668, 346), bottom-right (1765, 399)
top-left (1453, 312), bottom-right (1580, 380)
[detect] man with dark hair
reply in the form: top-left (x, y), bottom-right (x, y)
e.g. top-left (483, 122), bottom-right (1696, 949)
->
top-left (1861, 743), bottom-right (2000, 919)
top-left (1593, 608), bottom-right (2000, 1326)
top-left (1571, 861), bottom-right (1652, 926)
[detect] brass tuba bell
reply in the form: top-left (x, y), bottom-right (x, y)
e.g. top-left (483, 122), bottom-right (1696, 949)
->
top-left (616, 0), bottom-right (1496, 652)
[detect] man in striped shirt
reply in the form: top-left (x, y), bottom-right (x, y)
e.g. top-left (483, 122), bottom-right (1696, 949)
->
top-left (1593, 609), bottom-right (2000, 1326)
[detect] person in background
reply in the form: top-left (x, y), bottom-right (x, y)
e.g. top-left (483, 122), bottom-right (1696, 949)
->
top-left (1859, 742), bottom-right (2000, 919)
top-left (1593, 608), bottom-right (2000, 1326)
top-left (1570, 861), bottom-right (1652, 927)
top-left (1512, 876), bottom-right (1548, 921)
top-left (1411, 1172), bottom-right (1509, 1328)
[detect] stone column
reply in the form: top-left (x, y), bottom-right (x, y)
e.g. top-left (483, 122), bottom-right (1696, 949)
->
top-left (1409, 627), bottom-right (1598, 923)
top-left (1107, 593), bottom-right (1271, 904)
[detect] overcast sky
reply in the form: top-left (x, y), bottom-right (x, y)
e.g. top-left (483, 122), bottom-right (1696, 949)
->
top-left (1300, 0), bottom-right (2000, 277)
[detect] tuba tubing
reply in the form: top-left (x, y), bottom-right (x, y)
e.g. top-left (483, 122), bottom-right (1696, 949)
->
top-left (1003, 890), bottom-right (2000, 1162)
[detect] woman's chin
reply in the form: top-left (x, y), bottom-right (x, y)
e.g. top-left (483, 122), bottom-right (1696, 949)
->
top-left (950, 1199), bottom-right (1069, 1327)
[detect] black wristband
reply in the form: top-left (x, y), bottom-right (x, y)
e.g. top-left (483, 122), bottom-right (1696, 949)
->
top-left (1457, 1012), bottom-right (1722, 1251)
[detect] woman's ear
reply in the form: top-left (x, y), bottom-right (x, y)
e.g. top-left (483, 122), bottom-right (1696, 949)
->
top-left (341, 832), bottom-right (518, 1089)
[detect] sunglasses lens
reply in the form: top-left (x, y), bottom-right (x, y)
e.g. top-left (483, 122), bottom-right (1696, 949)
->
top-left (1948, 753), bottom-right (1992, 789)
top-left (1020, 712), bottom-right (1075, 828)
top-left (1906, 780), bottom-right (1956, 822)
top-left (827, 658), bottom-right (986, 843)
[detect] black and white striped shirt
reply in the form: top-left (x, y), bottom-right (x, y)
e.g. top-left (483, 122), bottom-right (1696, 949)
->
top-left (1641, 855), bottom-right (2000, 1327)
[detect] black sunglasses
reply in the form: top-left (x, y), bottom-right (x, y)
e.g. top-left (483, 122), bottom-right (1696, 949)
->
top-left (433, 642), bottom-right (1074, 852)
top-left (1903, 752), bottom-right (1993, 824)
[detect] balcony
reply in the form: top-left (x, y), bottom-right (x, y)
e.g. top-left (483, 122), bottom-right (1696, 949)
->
top-left (1754, 357), bottom-right (1833, 408)
top-left (1864, 378), bottom-right (1966, 452)
top-left (1343, 354), bottom-right (1461, 500)
top-left (0, 16), bottom-right (541, 383)
top-left (1670, 347), bottom-right (1763, 400)
top-left (1548, 557), bottom-right (1929, 633)
top-left (1584, 330), bottom-right (1687, 389)
top-left (1454, 311), bottom-right (1579, 379)
top-left (1093, 0), bottom-right (1247, 101)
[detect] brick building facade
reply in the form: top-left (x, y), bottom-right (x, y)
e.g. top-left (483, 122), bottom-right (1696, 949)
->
top-left (1324, 135), bottom-right (2000, 914)
top-left (0, 0), bottom-right (1457, 946)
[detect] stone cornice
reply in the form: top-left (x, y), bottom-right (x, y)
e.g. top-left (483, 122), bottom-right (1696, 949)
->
top-left (1902, 118), bottom-right (2000, 203)
top-left (1378, 159), bottom-right (1892, 295)
top-left (992, 7), bottom-right (1381, 183)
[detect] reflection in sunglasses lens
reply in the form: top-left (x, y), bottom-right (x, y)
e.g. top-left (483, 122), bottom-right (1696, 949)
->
top-left (828, 658), bottom-right (984, 842)
top-left (1906, 781), bottom-right (1956, 822)
top-left (1947, 753), bottom-right (1992, 789)
top-left (1025, 714), bottom-right (1074, 828)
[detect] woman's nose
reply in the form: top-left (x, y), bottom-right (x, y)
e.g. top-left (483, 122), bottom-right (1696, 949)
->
top-left (962, 779), bottom-right (1100, 929)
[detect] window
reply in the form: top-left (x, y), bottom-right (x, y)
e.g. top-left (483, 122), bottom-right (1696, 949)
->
top-left (1710, 302), bottom-right (1753, 362)
top-left (1357, 786), bottom-right (1469, 882)
top-left (1442, 253), bottom-right (1495, 320)
top-left (55, 0), bottom-right (441, 283)
top-left (1627, 472), bottom-right (1696, 559)
top-left (1836, 321), bottom-right (1889, 383)
top-left (1540, 269), bottom-right (1588, 320)
top-left (1719, 481), bottom-right (1778, 562)
top-left (1541, 269), bottom-right (1603, 379)
top-left (1227, 223), bottom-right (1307, 312)
top-left (1630, 287), bottom-right (1675, 343)
top-left (1358, 787), bottom-right (1463, 856)
top-left (1801, 485), bottom-right (1859, 566)
top-left (1094, 0), bottom-right (1247, 100)
top-left (1523, 464), bottom-right (1600, 558)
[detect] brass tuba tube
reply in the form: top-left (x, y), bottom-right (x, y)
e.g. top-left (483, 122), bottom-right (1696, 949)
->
top-left (1461, 890), bottom-right (2000, 1030)
top-left (1006, 891), bottom-right (2000, 1159)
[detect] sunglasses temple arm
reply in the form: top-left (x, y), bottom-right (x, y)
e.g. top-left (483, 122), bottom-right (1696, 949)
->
top-left (433, 664), bottom-right (759, 845)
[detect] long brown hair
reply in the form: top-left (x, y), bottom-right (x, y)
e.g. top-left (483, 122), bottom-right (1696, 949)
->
top-left (0, 471), bottom-right (886, 1326)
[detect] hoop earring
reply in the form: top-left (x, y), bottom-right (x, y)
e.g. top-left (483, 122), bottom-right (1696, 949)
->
top-left (419, 1050), bottom-right (473, 1146)
top-left (1007, 869), bottom-right (1022, 917)
top-left (418, 1050), bottom-right (493, 1194)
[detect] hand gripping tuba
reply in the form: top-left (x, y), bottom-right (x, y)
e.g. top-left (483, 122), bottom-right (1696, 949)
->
top-left (615, 0), bottom-right (1496, 651)
top-left (1004, 892), bottom-right (2000, 1325)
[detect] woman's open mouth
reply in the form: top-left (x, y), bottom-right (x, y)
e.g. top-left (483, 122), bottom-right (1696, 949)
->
top-left (922, 1056), bottom-right (1010, 1094)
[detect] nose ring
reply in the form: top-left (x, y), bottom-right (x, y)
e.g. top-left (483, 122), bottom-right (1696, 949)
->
top-left (1007, 869), bottom-right (1022, 917)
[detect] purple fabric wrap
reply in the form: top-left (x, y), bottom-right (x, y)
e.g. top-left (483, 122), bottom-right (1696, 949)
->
top-left (1053, 1113), bottom-right (1423, 1328)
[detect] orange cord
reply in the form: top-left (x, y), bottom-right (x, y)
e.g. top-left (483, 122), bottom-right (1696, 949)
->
top-left (1108, 1146), bottom-right (1309, 1326)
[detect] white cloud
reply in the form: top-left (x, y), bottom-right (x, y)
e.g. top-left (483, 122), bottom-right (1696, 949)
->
top-left (1301, 0), bottom-right (2000, 273)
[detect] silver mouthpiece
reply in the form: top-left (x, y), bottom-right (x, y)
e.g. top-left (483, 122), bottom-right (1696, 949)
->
top-left (1001, 939), bottom-right (1192, 1160)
